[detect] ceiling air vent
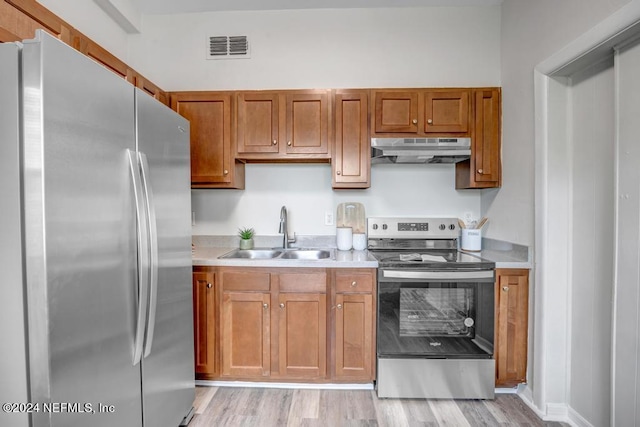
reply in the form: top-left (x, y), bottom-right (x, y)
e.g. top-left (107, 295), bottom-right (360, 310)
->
top-left (207, 35), bottom-right (250, 60)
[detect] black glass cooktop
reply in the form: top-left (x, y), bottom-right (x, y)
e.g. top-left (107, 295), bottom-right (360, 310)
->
top-left (370, 250), bottom-right (495, 270)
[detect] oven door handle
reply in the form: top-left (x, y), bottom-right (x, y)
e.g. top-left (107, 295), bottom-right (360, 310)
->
top-left (381, 270), bottom-right (494, 280)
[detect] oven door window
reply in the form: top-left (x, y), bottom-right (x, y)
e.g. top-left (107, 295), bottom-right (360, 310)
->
top-left (378, 277), bottom-right (494, 358)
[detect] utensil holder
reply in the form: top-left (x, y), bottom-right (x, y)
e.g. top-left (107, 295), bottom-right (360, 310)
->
top-left (461, 229), bottom-right (482, 251)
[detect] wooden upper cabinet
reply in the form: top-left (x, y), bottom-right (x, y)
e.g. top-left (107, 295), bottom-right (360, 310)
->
top-left (0, 0), bottom-right (73, 44)
top-left (333, 90), bottom-right (370, 189)
top-left (236, 90), bottom-right (331, 161)
top-left (372, 90), bottom-right (419, 134)
top-left (424, 90), bottom-right (470, 134)
top-left (77, 36), bottom-right (131, 81)
top-left (456, 88), bottom-right (501, 189)
top-left (193, 269), bottom-right (216, 377)
top-left (237, 92), bottom-right (280, 154)
top-left (372, 88), bottom-right (471, 137)
top-left (285, 92), bottom-right (329, 155)
top-left (171, 92), bottom-right (245, 189)
top-left (495, 268), bottom-right (529, 387)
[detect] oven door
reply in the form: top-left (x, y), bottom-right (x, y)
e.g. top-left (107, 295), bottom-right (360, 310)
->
top-left (377, 269), bottom-right (495, 359)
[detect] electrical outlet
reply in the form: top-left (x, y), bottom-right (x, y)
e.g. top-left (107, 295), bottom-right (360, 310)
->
top-left (463, 212), bottom-right (473, 222)
top-left (191, 211), bottom-right (196, 226)
top-left (324, 211), bottom-right (334, 226)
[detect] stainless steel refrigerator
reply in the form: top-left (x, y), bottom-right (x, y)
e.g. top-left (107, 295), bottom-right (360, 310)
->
top-left (0, 31), bottom-right (195, 427)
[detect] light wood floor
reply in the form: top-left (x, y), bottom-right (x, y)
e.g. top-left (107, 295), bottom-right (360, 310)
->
top-left (190, 386), bottom-right (567, 426)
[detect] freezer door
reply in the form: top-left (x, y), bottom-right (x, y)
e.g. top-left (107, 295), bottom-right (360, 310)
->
top-left (135, 88), bottom-right (195, 427)
top-left (21, 33), bottom-right (143, 427)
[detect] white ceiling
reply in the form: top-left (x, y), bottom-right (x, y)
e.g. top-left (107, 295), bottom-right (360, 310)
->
top-left (132, 0), bottom-right (502, 15)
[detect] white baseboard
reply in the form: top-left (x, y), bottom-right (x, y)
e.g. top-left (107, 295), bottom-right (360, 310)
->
top-left (567, 406), bottom-right (595, 427)
top-left (195, 380), bottom-right (374, 390)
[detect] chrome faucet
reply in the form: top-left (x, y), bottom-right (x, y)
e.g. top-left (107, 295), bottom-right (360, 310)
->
top-left (279, 205), bottom-right (296, 249)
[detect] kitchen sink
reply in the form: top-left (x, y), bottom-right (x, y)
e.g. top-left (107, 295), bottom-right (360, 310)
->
top-left (218, 249), bottom-right (283, 259)
top-left (280, 250), bottom-right (332, 260)
top-left (218, 248), bottom-right (333, 261)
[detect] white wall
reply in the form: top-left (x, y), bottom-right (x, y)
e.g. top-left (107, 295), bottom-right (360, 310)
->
top-left (489, 0), bottom-right (631, 247)
top-left (129, 7), bottom-right (500, 235)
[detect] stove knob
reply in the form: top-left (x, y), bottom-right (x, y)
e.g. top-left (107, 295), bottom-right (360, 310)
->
top-left (439, 224), bottom-right (446, 230)
top-left (372, 224), bottom-right (378, 230)
top-left (449, 224), bottom-right (456, 230)
top-left (382, 224), bottom-right (388, 230)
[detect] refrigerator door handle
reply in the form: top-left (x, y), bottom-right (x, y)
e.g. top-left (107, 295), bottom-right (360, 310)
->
top-left (139, 151), bottom-right (159, 358)
top-left (128, 149), bottom-right (150, 366)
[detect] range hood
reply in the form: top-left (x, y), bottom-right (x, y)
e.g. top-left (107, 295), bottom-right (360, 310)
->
top-left (371, 137), bottom-right (471, 164)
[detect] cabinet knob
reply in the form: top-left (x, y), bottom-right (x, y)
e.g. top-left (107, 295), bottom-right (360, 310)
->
top-left (223, 169), bottom-right (229, 175)
top-left (477, 169), bottom-right (484, 174)
top-left (351, 281), bottom-right (357, 287)
top-left (272, 139), bottom-right (277, 145)
top-left (207, 283), bottom-right (212, 289)
top-left (337, 171), bottom-right (341, 176)
top-left (263, 303), bottom-right (269, 309)
top-left (337, 304), bottom-right (343, 310)
top-left (279, 303), bottom-right (285, 308)
top-left (427, 119), bottom-right (433, 124)
top-left (287, 141), bottom-right (292, 146)
top-left (412, 119), bottom-right (418, 124)
top-left (503, 286), bottom-right (509, 292)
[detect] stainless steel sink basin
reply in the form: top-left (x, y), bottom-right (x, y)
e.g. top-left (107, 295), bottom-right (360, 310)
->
top-left (280, 250), bottom-right (331, 260)
top-left (219, 249), bottom-right (283, 259)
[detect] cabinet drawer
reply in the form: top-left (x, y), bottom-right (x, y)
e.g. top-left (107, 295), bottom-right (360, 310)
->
top-left (336, 273), bottom-right (373, 293)
top-left (279, 272), bottom-right (326, 293)
top-left (221, 271), bottom-right (270, 291)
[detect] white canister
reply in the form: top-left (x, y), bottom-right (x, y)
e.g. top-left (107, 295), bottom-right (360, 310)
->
top-left (336, 227), bottom-right (353, 251)
top-left (352, 233), bottom-right (367, 251)
top-left (461, 229), bottom-right (482, 251)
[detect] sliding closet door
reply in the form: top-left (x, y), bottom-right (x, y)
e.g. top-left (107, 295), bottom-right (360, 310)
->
top-left (613, 38), bottom-right (640, 427)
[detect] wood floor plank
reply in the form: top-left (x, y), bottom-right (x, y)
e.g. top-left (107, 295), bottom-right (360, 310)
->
top-left (400, 398), bottom-right (439, 424)
top-left (371, 391), bottom-right (411, 426)
top-left (428, 399), bottom-right (472, 427)
top-left (288, 389), bottom-right (320, 420)
top-left (456, 399), bottom-right (503, 426)
top-left (193, 386), bottom-right (217, 415)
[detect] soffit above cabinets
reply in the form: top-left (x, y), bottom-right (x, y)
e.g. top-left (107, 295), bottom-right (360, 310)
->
top-left (132, 0), bottom-right (502, 15)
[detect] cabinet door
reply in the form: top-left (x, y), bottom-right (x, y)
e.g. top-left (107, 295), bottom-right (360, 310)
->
top-left (424, 90), bottom-right (470, 134)
top-left (171, 93), bottom-right (244, 188)
top-left (237, 92), bottom-right (280, 154)
top-left (277, 292), bottom-right (327, 378)
top-left (221, 292), bottom-right (271, 378)
top-left (285, 92), bottom-right (330, 155)
top-left (472, 88), bottom-right (501, 184)
top-left (335, 293), bottom-right (373, 380)
top-left (193, 270), bottom-right (216, 376)
top-left (495, 269), bottom-right (529, 387)
top-left (372, 90), bottom-right (419, 134)
top-left (333, 90), bottom-right (370, 189)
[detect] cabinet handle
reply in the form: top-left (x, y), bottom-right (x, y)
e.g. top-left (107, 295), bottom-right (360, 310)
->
top-left (351, 281), bottom-right (357, 287)
top-left (427, 119), bottom-right (433, 124)
top-left (287, 141), bottom-right (292, 146)
top-left (477, 169), bottom-right (484, 174)
top-left (503, 286), bottom-right (509, 292)
top-left (337, 171), bottom-right (341, 176)
top-left (263, 303), bottom-right (269, 309)
top-left (279, 303), bottom-right (285, 309)
top-left (207, 283), bottom-right (212, 289)
top-left (223, 170), bottom-right (229, 175)
top-left (337, 304), bottom-right (343, 310)
top-left (412, 119), bottom-right (418, 124)
top-left (272, 139), bottom-right (277, 145)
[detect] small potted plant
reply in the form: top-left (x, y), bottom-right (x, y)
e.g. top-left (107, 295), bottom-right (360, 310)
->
top-left (238, 227), bottom-right (255, 250)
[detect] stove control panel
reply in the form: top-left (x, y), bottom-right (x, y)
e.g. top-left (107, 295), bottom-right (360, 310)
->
top-left (367, 217), bottom-right (459, 239)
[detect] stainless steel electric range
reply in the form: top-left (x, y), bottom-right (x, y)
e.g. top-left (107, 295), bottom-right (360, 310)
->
top-left (368, 217), bottom-right (496, 399)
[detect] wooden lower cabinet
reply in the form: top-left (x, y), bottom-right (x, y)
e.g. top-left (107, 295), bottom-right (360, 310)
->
top-left (332, 269), bottom-right (376, 381)
top-left (193, 268), bottom-right (217, 378)
top-left (495, 268), bottom-right (529, 387)
top-left (200, 266), bottom-right (375, 383)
